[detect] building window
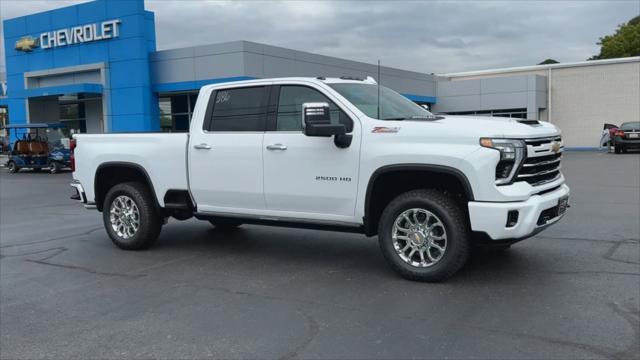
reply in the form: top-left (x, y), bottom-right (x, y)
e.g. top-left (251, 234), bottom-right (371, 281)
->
top-left (158, 92), bottom-right (199, 132)
top-left (59, 101), bottom-right (87, 133)
top-left (445, 108), bottom-right (528, 119)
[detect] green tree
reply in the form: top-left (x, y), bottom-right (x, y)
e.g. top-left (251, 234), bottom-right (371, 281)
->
top-left (589, 16), bottom-right (640, 60)
top-left (538, 59), bottom-right (559, 65)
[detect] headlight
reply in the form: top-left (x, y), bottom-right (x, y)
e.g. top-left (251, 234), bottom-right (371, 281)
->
top-left (480, 138), bottom-right (525, 185)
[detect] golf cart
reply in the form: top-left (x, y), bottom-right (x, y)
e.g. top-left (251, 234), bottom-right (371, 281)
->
top-left (2, 123), bottom-right (72, 174)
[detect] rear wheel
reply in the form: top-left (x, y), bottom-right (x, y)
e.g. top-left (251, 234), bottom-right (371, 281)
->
top-left (208, 219), bottom-right (243, 230)
top-left (7, 161), bottom-right (18, 173)
top-left (378, 189), bottom-right (470, 282)
top-left (103, 182), bottom-right (162, 250)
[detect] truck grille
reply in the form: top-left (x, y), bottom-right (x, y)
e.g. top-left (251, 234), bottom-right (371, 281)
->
top-left (516, 136), bottom-right (563, 186)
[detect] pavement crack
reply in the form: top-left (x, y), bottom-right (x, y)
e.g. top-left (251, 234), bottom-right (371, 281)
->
top-left (608, 301), bottom-right (640, 359)
top-left (24, 247), bottom-right (147, 279)
top-left (602, 240), bottom-right (640, 266)
top-left (0, 226), bottom-right (103, 249)
top-left (280, 308), bottom-right (320, 360)
top-left (24, 258), bottom-right (147, 278)
top-left (468, 324), bottom-right (617, 358)
top-left (0, 246), bottom-right (67, 259)
top-left (465, 301), bottom-right (639, 360)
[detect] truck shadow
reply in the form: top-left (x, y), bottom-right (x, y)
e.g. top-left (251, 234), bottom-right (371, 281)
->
top-left (154, 222), bottom-right (541, 283)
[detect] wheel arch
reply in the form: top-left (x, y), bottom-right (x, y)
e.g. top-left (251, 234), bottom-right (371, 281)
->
top-left (94, 162), bottom-right (161, 212)
top-left (363, 164), bottom-right (475, 236)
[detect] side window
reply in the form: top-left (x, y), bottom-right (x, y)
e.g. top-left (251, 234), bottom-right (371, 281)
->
top-left (207, 86), bottom-right (267, 132)
top-left (276, 86), bottom-right (353, 132)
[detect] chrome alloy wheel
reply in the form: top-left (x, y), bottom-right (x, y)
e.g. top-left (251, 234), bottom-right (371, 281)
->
top-left (109, 195), bottom-right (140, 239)
top-left (392, 208), bottom-right (447, 267)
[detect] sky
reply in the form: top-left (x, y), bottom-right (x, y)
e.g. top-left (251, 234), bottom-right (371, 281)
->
top-left (1, 0), bottom-right (638, 75)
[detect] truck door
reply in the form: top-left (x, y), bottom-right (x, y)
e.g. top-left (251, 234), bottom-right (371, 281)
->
top-left (188, 86), bottom-right (269, 213)
top-left (262, 85), bottom-right (361, 222)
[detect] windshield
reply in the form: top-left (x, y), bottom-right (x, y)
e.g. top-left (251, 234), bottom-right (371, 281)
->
top-left (44, 128), bottom-right (70, 150)
top-left (329, 83), bottom-right (434, 120)
top-left (620, 122), bottom-right (640, 131)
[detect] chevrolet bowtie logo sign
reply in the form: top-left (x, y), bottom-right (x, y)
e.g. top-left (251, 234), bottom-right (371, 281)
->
top-left (551, 142), bottom-right (562, 153)
top-left (15, 36), bottom-right (39, 52)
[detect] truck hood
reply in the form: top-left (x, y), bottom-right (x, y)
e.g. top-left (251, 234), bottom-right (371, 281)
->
top-left (392, 115), bottom-right (561, 140)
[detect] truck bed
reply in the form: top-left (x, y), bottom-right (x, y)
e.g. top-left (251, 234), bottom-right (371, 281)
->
top-left (73, 133), bottom-right (189, 207)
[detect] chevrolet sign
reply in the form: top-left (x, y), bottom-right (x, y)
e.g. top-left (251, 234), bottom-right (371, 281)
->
top-left (14, 19), bottom-right (121, 52)
top-left (15, 36), bottom-right (39, 52)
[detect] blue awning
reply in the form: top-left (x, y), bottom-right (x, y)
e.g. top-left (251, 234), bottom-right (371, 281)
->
top-left (402, 93), bottom-right (437, 104)
top-left (20, 83), bottom-right (103, 98)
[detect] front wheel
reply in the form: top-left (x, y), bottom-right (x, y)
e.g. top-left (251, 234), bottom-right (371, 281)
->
top-left (103, 182), bottom-right (162, 250)
top-left (378, 189), bottom-right (470, 282)
top-left (7, 161), bottom-right (19, 173)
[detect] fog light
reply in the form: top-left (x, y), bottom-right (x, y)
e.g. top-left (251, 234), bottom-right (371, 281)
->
top-left (506, 210), bottom-right (519, 228)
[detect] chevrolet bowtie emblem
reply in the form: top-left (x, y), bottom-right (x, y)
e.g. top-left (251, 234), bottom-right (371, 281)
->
top-left (15, 36), bottom-right (39, 52)
top-left (551, 142), bottom-right (561, 153)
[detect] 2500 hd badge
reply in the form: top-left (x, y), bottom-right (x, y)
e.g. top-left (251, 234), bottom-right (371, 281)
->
top-left (315, 176), bottom-right (352, 182)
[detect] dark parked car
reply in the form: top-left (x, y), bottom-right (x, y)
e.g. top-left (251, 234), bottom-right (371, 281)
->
top-left (613, 121), bottom-right (640, 153)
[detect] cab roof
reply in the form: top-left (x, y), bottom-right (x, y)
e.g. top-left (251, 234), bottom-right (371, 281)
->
top-left (201, 76), bottom-right (377, 91)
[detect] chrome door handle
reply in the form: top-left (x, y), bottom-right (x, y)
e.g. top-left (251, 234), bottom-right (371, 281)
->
top-left (266, 143), bottom-right (288, 151)
top-left (193, 143), bottom-right (212, 150)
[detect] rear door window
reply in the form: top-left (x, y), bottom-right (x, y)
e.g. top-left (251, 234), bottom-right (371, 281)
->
top-left (206, 86), bottom-right (268, 132)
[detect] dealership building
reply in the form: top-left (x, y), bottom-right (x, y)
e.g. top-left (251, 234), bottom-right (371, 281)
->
top-left (1, 0), bottom-right (638, 148)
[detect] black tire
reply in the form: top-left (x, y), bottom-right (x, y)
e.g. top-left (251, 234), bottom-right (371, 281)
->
top-left (49, 161), bottom-right (60, 174)
top-left (208, 218), bottom-right (243, 230)
top-left (378, 189), bottom-right (470, 282)
top-left (7, 161), bottom-right (18, 173)
top-left (102, 182), bottom-right (162, 250)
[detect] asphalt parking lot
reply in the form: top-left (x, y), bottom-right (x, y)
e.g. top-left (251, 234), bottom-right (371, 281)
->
top-left (1, 152), bottom-right (638, 359)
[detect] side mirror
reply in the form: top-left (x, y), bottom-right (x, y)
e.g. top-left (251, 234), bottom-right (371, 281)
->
top-left (302, 102), bottom-right (344, 136)
top-left (302, 102), bottom-right (353, 148)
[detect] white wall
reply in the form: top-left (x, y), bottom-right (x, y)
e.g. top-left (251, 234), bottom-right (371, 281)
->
top-left (441, 59), bottom-right (640, 148)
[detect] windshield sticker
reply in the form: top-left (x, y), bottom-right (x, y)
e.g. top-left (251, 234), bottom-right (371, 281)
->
top-left (216, 91), bottom-right (231, 104)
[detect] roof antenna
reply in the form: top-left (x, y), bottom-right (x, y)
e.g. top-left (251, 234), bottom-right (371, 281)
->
top-left (377, 59), bottom-right (381, 120)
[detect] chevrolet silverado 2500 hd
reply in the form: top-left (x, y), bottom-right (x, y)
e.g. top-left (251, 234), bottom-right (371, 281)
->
top-left (71, 77), bottom-right (569, 281)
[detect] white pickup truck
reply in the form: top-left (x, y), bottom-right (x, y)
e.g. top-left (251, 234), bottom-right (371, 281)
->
top-left (71, 77), bottom-right (569, 281)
